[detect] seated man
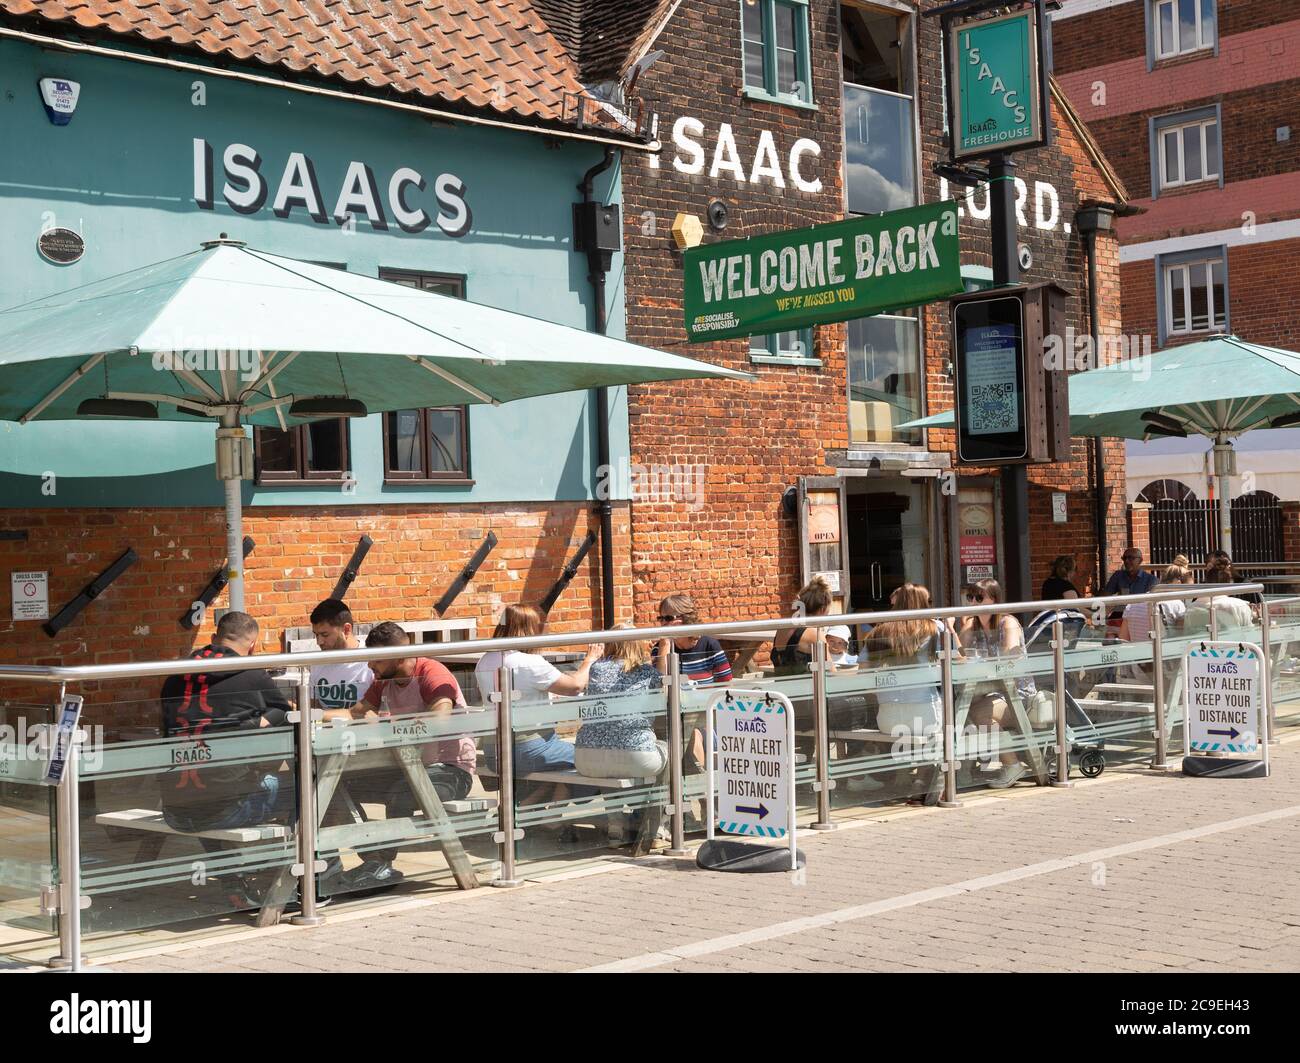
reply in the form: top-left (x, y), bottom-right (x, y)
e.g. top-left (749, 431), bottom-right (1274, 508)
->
top-left (159, 611), bottom-right (293, 908)
top-left (338, 621), bottom-right (476, 890)
top-left (160, 611), bottom-right (292, 832)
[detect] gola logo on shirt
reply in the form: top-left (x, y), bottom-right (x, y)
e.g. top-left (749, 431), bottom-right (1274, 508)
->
top-left (315, 678), bottom-right (361, 707)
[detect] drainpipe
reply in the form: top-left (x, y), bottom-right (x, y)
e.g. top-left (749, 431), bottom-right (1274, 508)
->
top-left (578, 149), bottom-right (618, 628)
top-left (1077, 203), bottom-right (1116, 591)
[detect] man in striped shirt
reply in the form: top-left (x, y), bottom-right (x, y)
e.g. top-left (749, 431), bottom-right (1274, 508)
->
top-left (652, 593), bottom-right (734, 686)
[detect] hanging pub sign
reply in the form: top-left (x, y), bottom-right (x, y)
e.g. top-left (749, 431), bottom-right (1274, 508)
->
top-left (682, 201), bottom-right (962, 343)
top-left (944, 1), bottom-right (1051, 162)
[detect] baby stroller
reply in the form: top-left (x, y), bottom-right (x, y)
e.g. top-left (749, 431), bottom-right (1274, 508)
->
top-left (1022, 608), bottom-right (1107, 779)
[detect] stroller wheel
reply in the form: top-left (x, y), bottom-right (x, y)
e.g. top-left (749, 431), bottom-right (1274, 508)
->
top-left (1080, 749), bottom-right (1105, 778)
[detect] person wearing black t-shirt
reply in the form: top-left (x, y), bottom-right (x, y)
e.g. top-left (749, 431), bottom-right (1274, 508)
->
top-left (159, 611), bottom-right (293, 833)
top-left (1041, 555), bottom-right (1080, 601)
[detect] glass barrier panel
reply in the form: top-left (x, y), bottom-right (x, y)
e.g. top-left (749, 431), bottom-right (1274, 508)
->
top-left (1057, 624), bottom-right (1161, 771)
top-left (77, 690), bottom-right (299, 934)
top-left (312, 703), bottom-right (499, 898)
top-left (0, 701), bottom-right (56, 952)
top-left (817, 657), bottom-right (943, 812)
top-left (1266, 599), bottom-right (1300, 727)
top-left (509, 682), bottom-right (671, 872)
top-left (951, 630), bottom-right (1060, 793)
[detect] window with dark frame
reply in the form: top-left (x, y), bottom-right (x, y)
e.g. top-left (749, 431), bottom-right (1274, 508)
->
top-left (253, 260), bottom-right (351, 484)
top-left (377, 269), bottom-right (472, 482)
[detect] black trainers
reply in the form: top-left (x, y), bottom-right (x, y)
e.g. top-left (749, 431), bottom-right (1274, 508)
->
top-left (343, 859), bottom-right (405, 893)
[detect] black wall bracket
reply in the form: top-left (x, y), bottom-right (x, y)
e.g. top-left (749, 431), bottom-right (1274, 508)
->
top-left (180, 537), bottom-right (255, 629)
top-left (540, 531), bottom-right (598, 616)
top-left (331, 535), bottom-right (374, 601)
top-left (45, 547), bottom-right (139, 638)
top-left (434, 532), bottom-right (498, 617)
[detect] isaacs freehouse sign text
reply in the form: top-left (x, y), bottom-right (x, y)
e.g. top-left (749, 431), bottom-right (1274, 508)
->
top-left (682, 201), bottom-right (962, 342)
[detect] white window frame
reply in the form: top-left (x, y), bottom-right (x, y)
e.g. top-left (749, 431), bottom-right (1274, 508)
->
top-left (1154, 0), bottom-right (1215, 61)
top-left (1163, 258), bottom-right (1226, 337)
top-left (1158, 116), bottom-right (1219, 189)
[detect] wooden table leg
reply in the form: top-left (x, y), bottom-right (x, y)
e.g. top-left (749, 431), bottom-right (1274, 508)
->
top-left (394, 746), bottom-right (479, 891)
top-left (1003, 681), bottom-right (1049, 786)
top-left (256, 755), bottom-right (346, 928)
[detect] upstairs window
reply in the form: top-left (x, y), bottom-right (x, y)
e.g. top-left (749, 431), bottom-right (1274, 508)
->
top-left (742, 0), bottom-right (813, 105)
top-left (378, 269), bottom-right (472, 483)
top-left (1160, 250), bottom-right (1228, 340)
top-left (1151, 106), bottom-right (1222, 196)
top-left (1152, 0), bottom-right (1216, 61)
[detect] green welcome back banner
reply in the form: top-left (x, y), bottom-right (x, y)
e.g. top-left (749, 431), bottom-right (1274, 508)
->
top-left (682, 200), bottom-right (963, 343)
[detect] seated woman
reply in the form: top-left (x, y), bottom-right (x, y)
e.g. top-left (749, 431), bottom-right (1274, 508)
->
top-left (474, 604), bottom-right (602, 802)
top-left (964, 578), bottom-right (1034, 789)
top-left (859, 583), bottom-right (949, 803)
top-left (1120, 556), bottom-right (1194, 643)
top-left (1041, 555), bottom-right (1081, 600)
top-left (574, 630), bottom-right (667, 781)
top-left (770, 576), bottom-right (833, 675)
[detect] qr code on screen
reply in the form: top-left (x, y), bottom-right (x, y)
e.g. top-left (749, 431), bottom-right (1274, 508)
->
top-left (970, 382), bottom-right (1015, 433)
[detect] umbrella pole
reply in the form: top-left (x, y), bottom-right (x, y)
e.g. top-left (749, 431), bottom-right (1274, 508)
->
top-left (1214, 436), bottom-right (1233, 560)
top-left (216, 414), bottom-right (248, 614)
top-left (223, 476), bottom-right (246, 613)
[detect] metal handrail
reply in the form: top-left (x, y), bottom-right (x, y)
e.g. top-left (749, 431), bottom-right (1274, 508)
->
top-left (0, 584), bottom-right (1266, 685)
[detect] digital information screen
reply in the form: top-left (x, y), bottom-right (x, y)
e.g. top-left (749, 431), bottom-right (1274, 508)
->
top-left (954, 296), bottom-right (1027, 463)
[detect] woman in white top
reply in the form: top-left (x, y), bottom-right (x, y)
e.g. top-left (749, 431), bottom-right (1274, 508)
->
top-left (964, 579), bottom-right (1033, 789)
top-left (474, 605), bottom-right (602, 800)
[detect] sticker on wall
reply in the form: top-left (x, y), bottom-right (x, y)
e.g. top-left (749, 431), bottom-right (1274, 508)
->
top-left (37, 227), bottom-right (85, 265)
top-left (38, 78), bottom-right (80, 125)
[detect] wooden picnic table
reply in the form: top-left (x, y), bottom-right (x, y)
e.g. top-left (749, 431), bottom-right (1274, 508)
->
top-left (715, 630), bottom-right (777, 675)
top-left (256, 732), bottom-right (482, 927)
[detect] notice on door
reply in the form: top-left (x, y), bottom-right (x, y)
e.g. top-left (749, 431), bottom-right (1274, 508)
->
top-left (11, 571), bottom-right (49, 621)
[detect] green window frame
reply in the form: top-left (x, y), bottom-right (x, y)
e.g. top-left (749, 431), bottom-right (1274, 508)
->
top-left (741, 0), bottom-right (814, 107)
top-left (750, 328), bottom-right (818, 367)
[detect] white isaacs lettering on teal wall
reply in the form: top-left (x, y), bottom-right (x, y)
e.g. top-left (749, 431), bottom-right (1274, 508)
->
top-left (192, 139), bottom-right (472, 237)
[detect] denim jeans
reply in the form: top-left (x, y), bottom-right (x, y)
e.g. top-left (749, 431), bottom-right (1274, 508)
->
top-left (162, 772), bottom-right (293, 835)
top-left (345, 763), bottom-right (474, 866)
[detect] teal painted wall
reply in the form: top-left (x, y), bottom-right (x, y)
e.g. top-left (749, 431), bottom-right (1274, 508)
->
top-left (0, 39), bottom-right (629, 507)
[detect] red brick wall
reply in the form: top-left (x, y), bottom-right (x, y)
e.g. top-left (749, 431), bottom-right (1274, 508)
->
top-left (620, 0), bottom-right (847, 624)
top-left (1122, 237), bottom-right (1300, 351)
top-left (620, 0), bottom-right (1130, 618)
top-left (0, 503), bottom-right (630, 712)
top-left (1052, 0), bottom-right (1297, 76)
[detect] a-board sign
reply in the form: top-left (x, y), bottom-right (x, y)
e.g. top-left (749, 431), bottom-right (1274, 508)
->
top-left (1184, 643), bottom-right (1263, 755)
top-left (706, 689), bottom-right (796, 854)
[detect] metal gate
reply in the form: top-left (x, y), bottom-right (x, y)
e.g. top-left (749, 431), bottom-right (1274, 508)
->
top-left (1145, 492), bottom-right (1283, 564)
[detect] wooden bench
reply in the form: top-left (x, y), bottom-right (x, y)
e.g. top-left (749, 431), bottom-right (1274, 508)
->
top-left (95, 807), bottom-right (290, 864)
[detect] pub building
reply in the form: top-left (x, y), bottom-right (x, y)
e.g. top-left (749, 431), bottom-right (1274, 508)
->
top-left (609, 0), bottom-right (1131, 622)
top-left (0, 0), bottom-right (1132, 697)
top-left (0, 0), bottom-right (656, 709)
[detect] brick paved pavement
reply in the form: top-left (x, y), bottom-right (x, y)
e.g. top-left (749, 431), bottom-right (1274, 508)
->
top-left (109, 741), bottom-right (1300, 973)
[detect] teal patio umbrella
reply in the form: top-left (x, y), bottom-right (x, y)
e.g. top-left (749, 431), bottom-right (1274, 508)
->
top-left (0, 237), bottom-right (752, 610)
top-left (901, 335), bottom-right (1300, 558)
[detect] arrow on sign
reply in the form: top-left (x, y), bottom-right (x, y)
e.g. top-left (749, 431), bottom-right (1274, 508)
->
top-left (735, 803), bottom-right (769, 819)
top-left (1208, 727), bottom-right (1241, 739)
